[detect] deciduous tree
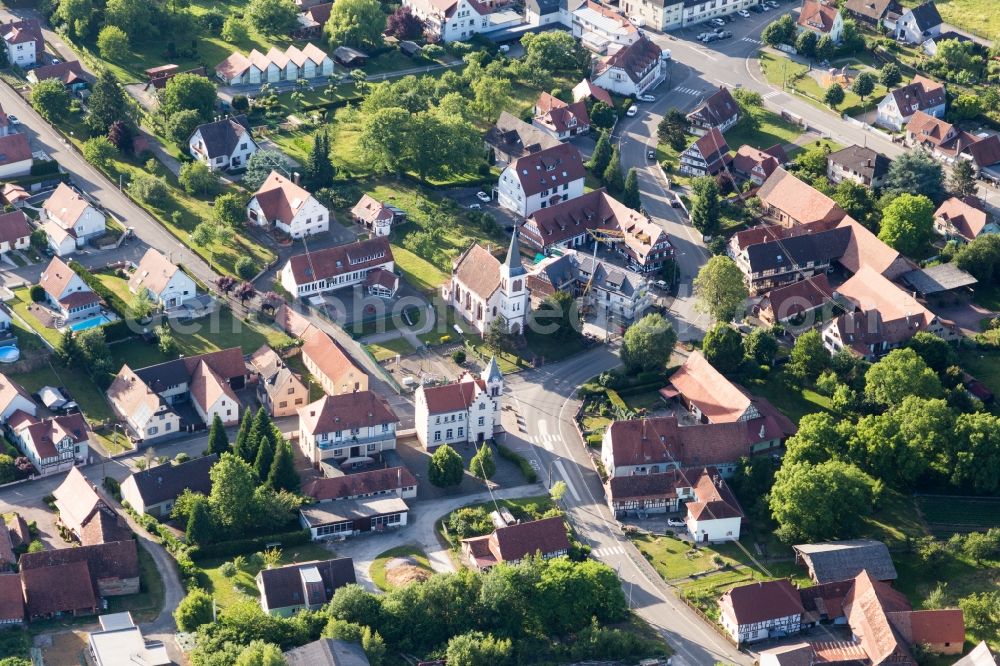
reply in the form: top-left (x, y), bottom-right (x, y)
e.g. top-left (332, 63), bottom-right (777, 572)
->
top-left (30, 79), bottom-right (70, 122)
top-left (179, 161), bottom-right (220, 196)
top-left (879, 62), bottom-right (902, 88)
top-left (788, 330), bottom-right (829, 383)
top-left (55, 0), bottom-right (94, 40)
top-left (97, 25), bottom-right (129, 61)
top-left (470, 444), bottom-right (496, 481)
top-left (864, 347), bottom-right (943, 407)
top-left (429, 444), bottom-right (464, 487)
top-left (824, 83), bottom-right (845, 108)
top-left (325, 0), bottom-right (386, 49)
top-left (160, 73), bottom-right (218, 122)
top-left (82, 136), bottom-right (116, 170)
top-left (385, 6), bottom-right (423, 40)
top-left (689, 176), bottom-right (720, 236)
top-left (878, 193), bottom-right (934, 256)
top-left (445, 631), bottom-right (513, 666)
top-left (693, 255), bottom-right (747, 323)
top-left (851, 71), bottom-right (876, 105)
top-left (769, 459), bottom-right (875, 542)
top-left (104, 0), bottom-right (153, 42)
top-left (245, 0), bottom-right (298, 36)
top-left (701, 323), bottom-right (743, 375)
top-left (744, 327), bottom-right (778, 365)
top-left (521, 31), bottom-right (587, 73)
top-left (174, 588), bottom-right (215, 632)
top-left (621, 313), bottom-right (677, 372)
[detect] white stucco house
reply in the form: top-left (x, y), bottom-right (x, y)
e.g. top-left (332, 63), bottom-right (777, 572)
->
top-left (247, 171), bottom-right (330, 239)
top-left (8, 412), bottom-right (90, 477)
top-left (414, 360), bottom-right (503, 450)
top-left (280, 236), bottom-right (394, 299)
top-left (893, 1), bottom-right (942, 44)
top-left (188, 115), bottom-right (259, 171)
top-left (38, 256), bottom-right (102, 322)
top-left (128, 249), bottom-right (198, 309)
top-left (297, 391), bottom-right (398, 466)
top-left (403, 0), bottom-right (522, 42)
top-left (497, 143), bottom-right (586, 218)
top-left (591, 36), bottom-right (667, 96)
top-left (190, 360), bottom-right (241, 427)
top-left (0, 374), bottom-right (37, 423)
top-left (1, 19), bottom-right (42, 67)
top-left (875, 75), bottom-right (946, 131)
top-left (0, 133), bottom-right (32, 179)
top-left (41, 183), bottom-right (107, 256)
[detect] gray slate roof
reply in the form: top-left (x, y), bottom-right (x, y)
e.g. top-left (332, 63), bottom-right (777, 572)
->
top-left (125, 455), bottom-right (217, 507)
top-left (793, 539), bottom-right (898, 583)
top-left (901, 263), bottom-right (978, 296)
top-left (190, 115), bottom-right (253, 160)
top-left (285, 638), bottom-right (370, 666)
top-left (744, 227), bottom-right (852, 273)
top-left (907, 1), bottom-right (942, 30)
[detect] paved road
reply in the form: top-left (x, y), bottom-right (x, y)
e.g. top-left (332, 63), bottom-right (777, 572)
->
top-left (503, 347), bottom-right (751, 666)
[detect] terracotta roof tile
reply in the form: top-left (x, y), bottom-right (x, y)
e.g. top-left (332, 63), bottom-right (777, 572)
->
top-left (43, 183), bottom-right (92, 229)
top-left (594, 36), bottom-right (662, 83)
top-left (21, 559), bottom-right (96, 618)
top-left (0, 210), bottom-right (31, 246)
top-left (668, 351), bottom-right (750, 422)
top-left (298, 391), bottom-right (397, 436)
top-left (251, 171), bottom-right (318, 226)
top-left (0, 573), bottom-right (22, 622)
top-left (300, 327), bottom-right (367, 391)
top-left (797, 0), bottom-right (840, 33)
top-left (508, 143), bottom-right (585, 197)
top-left (420, 378), bottom-right (485, 414)
top-left (303, 466), bottom-right (416, 501)
top-left (720, 579), bottom-right (804, 626)
top-left (284, 236), bottom-right (392, 286)
top-left (758, 168), bottom-right (846, 226)
top-left (128, 248), bottom-right (183, 297)
top-left (687, 87), bottom-right (740, 128)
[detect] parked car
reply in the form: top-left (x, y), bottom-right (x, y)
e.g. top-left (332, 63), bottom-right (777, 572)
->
top-left (476, 191), bottom-right (490, 202)
top-left (647, 150), bottom-right (656, 159)
top-left (7, 114), bottom-right (19, 126)
top-left (670, 198), bottom-right (682, 208)
top-left (469, 203), bottom-right (481, 210)
top-left (697, 32), bottom-right (712, 40)
top-left (718, 30), bottom-right (733, 39)
top-left (667, 518), bottom-right (686, 527)
top-left (637, 94), bottom-right (656, 102)
top-left (701, 33), bottom-right (720, 43)
top-left (767, 0), bottom-right (779, 7)
top-left (711, 17), bottom-right (726, 26)
top-left (498, 44), bottom-right (510, 53)
top-left (738, 9), bottom-right (751, 17)
top-left (653, 280), bottom-right (669, 290)
top-left (626, 106), bottom-right (638, 117)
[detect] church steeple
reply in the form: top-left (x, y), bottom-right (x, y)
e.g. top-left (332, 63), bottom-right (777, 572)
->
top-left (502, 228), bottom-right (526, 278)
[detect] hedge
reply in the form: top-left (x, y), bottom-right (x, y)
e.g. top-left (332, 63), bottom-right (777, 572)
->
top-left (188, 529), bottom-right (311, 561)
top-left (497, 443), bottom-right (537, 483)
top-left (30, 160), bottom-right (59, 176)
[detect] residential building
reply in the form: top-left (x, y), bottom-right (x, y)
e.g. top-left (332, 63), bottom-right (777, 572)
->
top-left (685, 467), bottom-right (744, 542)
top-left (796, 0), bottom-right (844, 41)
top-left (686, 87), bottom-right (740, 136)
top-left (0, 19), bottom-right (42, 67)
top-left (729, 225), bottom-right (852, 294)
top-left (591, 36), bottom-right (667, 97)
top-left (294, 3), bottom-right (334, 38)
top-left (19, 539), bottom-right (141, 598)
top-left (821, 265), bottom-right (954, 359)
top-left (414, 360), bottom-right (503, 449)
top-left (757, 167), bottom-right (847, 227)
top-left (0, 133), bottom-right (32, 179)
top-left (403, 0), bottom-right (521, 42)
top-left (905, 111), bottom-right (1000, 174)
top-left (0, 573), bottom-right (23, 627)
top-left (108, 348), bottom-right (246, 441)
top-left (893, 0), bottom-right (942, 43)
top-left (120, 455), bottom-right (217, 517)
top-left (280, 237), bottom-right (394, 298)
top-left (575, 252), bottom-right (652, 323)
top-left (38, 256), bottom-right (102, 322)
top-left (300, 326), bottom-right (369, 396)
top-left (88, 612), bottom-right (170, 666)
top-left (875, 76), bottom-right (946, 131)
top-left (188, 115), bottom-right (259, 171)
top-left (0, 374), bottom-right (36, 423)
top-left (364, 268), bottom-right (399, 299)
top-left (0, 210), bottom-right (32, 254)
top-left (10, 412), bottom-right (92, 477)
top-left (619, 0), bottom-right (758, 31)
top-left (249, 345), bottom-right (308, 418)
top-left (730, 144), bottom-right (788, 186)
top-left (836, 215), bottom-right (917, 280)
top-left (256, 558), bottom-right (356, 616)
top-left (2, 182), bottom-right (30, 207)
top-left (41, 183), bottom-right (107, 255)
top-left (285, 639), bottom-right (370, 666)
top-left (52, 467), bottom-right (131, 545)
top-left (297, 391), bottom-right (398, 466)
top-left (27, 61), bottom-right (87, 90)
top-left (304, 467), bottom-right (417, 502)
top-left (350, 194), bottom-right (404, 237)
top-left (719, 579), bottom-right (805, 644)
top-left (524, 0), bottom-right (570, 28)
top-left (793, 539), bottom-right (898, 584)
top-left (756, 274), bottom-right (835, 326)
top-left (128, 248), bottom-right (198, 309)
top-left (572, 78), bottom-right (614, 107)
top-left (533, 92), bottom-right (590, 140)
top-left (443, 233), bottom-right (530, 335)
top-left (842, 0), bottom-right (902, 28)
top-left (21, 559), bottom-right (98, 620)
top-left (826, 145), bottom-right (892, 187)
top-left (519, 189), bottom-right (672, 273)
top-left (300, 497), bottom-right (409, 540)
top-left (248, 171), bottom-right (330, 239)
top-left (497, 142), bottom-right (586, 217)
top-left (484, 111), bottom-right (562, 167)
top-left (462, 516), bottom-right (570, 569)
top-left (572, 1), bottom-right (639, 54)
top-left (215, 43), bottom-right (334, 85)
top-left (933, 197), bottom-right (997, 242)
top-left (679, 127), bottom-right (729, 177)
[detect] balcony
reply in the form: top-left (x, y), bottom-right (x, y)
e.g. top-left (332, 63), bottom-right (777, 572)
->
top-left (317, 432), bottom-right (394, 451)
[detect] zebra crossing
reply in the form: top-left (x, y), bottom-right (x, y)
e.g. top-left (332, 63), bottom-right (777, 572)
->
top-left (741, 36), bottom-right (762, 44)
top-left (533, 433), bottom-right (560, 451)
top-left (592, 545), bottom-right (626, 558)
top-left (673, 86), bottom-right (701, 96)
top-left (762, 90), bottom-right (782, 100)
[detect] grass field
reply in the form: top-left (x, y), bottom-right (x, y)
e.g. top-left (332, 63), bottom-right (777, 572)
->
top-left (677, 569), bottom-right (758, 620)
top-left (199, 543), bottom-right (336, 609)
top-left (370, 545), bottom-right (433, 591)
top-left (744, 369), bottom-right (832, 424)
top-left (759, 52), bottom-right (890, 118)
top-left (916, 495), bottom-right (1000, 533)
top-left (366, 337), bottom-right (414, 362)
top-left (725, 107), bottom-right (805, 151)
top-left (901, 0), bottom-right (1000, 40)
top-left (958, 349), bottom-right (1000, 402)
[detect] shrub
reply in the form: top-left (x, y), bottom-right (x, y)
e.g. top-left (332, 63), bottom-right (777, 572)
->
top-left (235, 256), bottom-right (257, 280)
top-left (451, 349), bottom-right (466, 365)
top-left (29, 285), bottom-right (45, 302)
top-left (497, 443), bottom-right (537, 483)
top-left (187, 529), bottom-right (311, 561)
top-left (219, 561), bottom-right (238, 577)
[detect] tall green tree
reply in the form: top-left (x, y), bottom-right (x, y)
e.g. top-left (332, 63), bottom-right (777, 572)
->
top-left (521, 30), bottom-right (588, 73)
top-left (701, 323), bottom-right (743, 375)
top-left (657, 109), bottom-right (688, 151)
top-left (30, 79), bottom-right (71, 122)
top-left (851, 71), bottom-right (876, 106)
top-left (621, 313), bottom-right (677, 373)
top-left (769, 460), bottom-right (875, 542)
top-left (325, 0), bottom-right (386, 49)
top-left (54, 0), bottom-right (94, 40)
top-left (233, 410), bottom-right (255, 463)
top-left (882, 150), bottom-right (946, 204)
top-left (445, 631), bottom-right (513, 666)
top-left (105, 0), bottom-right (153, 42)
top-left (304, 129), bottom-right (335, 189)
top-left (97, 25), bottom-right (129, 61)
top-left (530, 290), bottom-right (579, 341)
top-left (254, 430), bottom-right (277, 482)
top-left (693, 256), bottom-right (748, 323)
top-left (429, 444), bottom-right (464, 487)
top-left (788, 330), bottom-right (829, 383)
top-left (470, 444), bottom-right (496, 481)
top-left (603, 145), bottom-right (624, 192)
top-left (159, 73), bottom-right (218, 122)
top-left (233, 640), bottom-right (287, 666)
top-left (174, 588), bottom-right (215, 632)
top-left (208, 413), bottom-right (231, 456)
top-left (689, 176), bottom-right (720, 236)
top-left (622, 168), bottom-right (641, 210)
top-left (186, 495), bottom-right (214, 545)
top-left (878, 193), bottom-right (934, 256)
top-left (904, 331), bottom-right (956, 373)
top-left (824, 83), bottom-right (845, 108)
top-left (267, 440), bottom-right (300, 493)
top-left (744, 327), bottom-right (778, 365)
top-left (864, 348), bottom-right (943, 407)
top-left (815, 34), bottom-right (835, 61)
top-left (209, 453), bottom-right (257, 533)
top-left (588, 130), bottom-right (612, 175)
top-left (947, 412), bottom-right (1000, 494)
top-left (796, 30), bottom-right (818, 59)
top-left (879, 62), bottom-right (902, 88)
top-left (783, 412), bottom-right (850, 466)
top-left (245, 0), bottom-right (298, 36)
top-left (950, 159), bottom-right (978, 198)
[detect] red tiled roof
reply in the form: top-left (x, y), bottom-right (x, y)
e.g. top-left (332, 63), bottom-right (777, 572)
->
top-left (935, 197), bottom-right (989, 241)
top-left (420, 378), bottom-right (485, 414)
top-left (730, 220), bottom-right (838, 254)
top-left (594, 36), bottom-right (662, 83)
top-left (731, 144), bottom-right (787, 181)
top-left (843, 571), bottom-right (914, 665)
top-left (0, 210), bottom-right (31, 246)
top-left (508, 143), bottom-right (585, 197)
top-left (888, 76), bottom-right (945, 117)
top-left (300, 327), bottom-right (367, 390)
top-left (18, 539), bottom-right (140, 583)
top-left (760, 273), bottom-right (834, 322)
top-left (720, 579), bottom-right (804, 626)
top-left (351, 194), bottom-right (393, 225)
top-left (298, 391), bottom-right (397, 436)
top-left (687, 467), bottom-right (744, 520)
top-left (0, 573), bottom-right (22, 622)
top-left (451, 243), bottom-right (502, 301)
top-left (668, 351), bottom-right (751, 423)
top-left (797, 0), bottom-right (840, 33)
top-left (758, 167), bottom-right (846, 226)
top-left (284, 237), bottom-right (393, 286)
top-left (888, 609), bottom-right (965, 648)
top-left (464, 516), bottom-right (570, 567)
top-left (30, 60), bottom-right (85, 86)
top-left (573, 79), bottom-right (613, 107)
top-left (304, 467), bottom-right (417, 501)
top-left (687, 87), bottom-right (740, 128)
top-left (21, 559), bottom-right (97, 618)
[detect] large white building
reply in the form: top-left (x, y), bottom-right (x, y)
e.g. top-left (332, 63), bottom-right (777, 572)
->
top-left (591, 36), bottom-right (667, 97)
top-left (414, 359), bottom-right (503, 449)
top-left (280, 236), bottom-right (394, 299)
top-left (572, 1), bottom-right (639, 54)
top-left (619, 0), bottom-right (757, 31)
top-left (497, 143), bottom-right (586, 218)
top-left (248, 171), bottom-right (330, 239)
top-left (215, 44), bottom-right (334, 85)
top-left (188, 115), bottom-right (259, 172)
top-left (443, 232), bottom-right (530, 336)
top-left (403, 0), bottom-right (522, 42)
top-left (297, 391), bottom-right (398, 466)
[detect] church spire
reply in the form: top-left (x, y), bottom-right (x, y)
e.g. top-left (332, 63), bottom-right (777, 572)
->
top-left (502, 228), bottom-right (526, 277)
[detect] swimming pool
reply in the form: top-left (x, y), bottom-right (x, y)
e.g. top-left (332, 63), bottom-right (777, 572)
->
top-left (0, 346), bottom-right (19, 363)
top-left (70, 315), bottom-right (113, 332)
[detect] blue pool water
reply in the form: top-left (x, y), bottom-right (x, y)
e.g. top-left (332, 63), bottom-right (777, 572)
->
top-left (70, 315), bottom-right (113, 332)
top-left (0, 346), bottom-right (19, 363)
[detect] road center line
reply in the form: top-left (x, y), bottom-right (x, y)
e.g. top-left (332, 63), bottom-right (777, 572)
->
top-left (553, 460), bottom-right (580, 501)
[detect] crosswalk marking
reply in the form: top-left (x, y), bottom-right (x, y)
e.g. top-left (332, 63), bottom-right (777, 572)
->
top-left (593, 546), bottom-right (626, 558)
top-left (763, 90), bottom-right (782, 100)
top-left (673, 86), bottom-right (700, 96)
top-left (742, 36), bottom-right (762, 44)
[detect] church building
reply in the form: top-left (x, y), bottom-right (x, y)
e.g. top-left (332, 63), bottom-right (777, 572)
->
top-left (443, 232), bottom-right (531, 336)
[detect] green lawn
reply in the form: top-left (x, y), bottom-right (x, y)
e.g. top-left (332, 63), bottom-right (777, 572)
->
top-left (11, 364), bottom-right (115, 423)
top-left (744, 370), bottom-right (832, 424)
top-left (199, 543), bottom-right (337, 609)
top-left (106, 543), bottom-right (165, 623)
top-left (95, 272), bottom-right (137, 310)
top-left (390, 245), bottom-right (448, 294)
top-left (725, 107), bottom-right (805, 151)
top-left (366, 337), bottom-right (414, 362)
top-left (758, 52), bottom-right (890, 118)
top-left (958, 349), bottom-right (1000, 400)
top-left (370, 545), bottom-right (432, 591)
top-left (677, 569), bottom-right (759, 620)
top-left (972, 284), bottom-right (1000, 312)
top-left (902, 0), bottom-right (1000, 40)
top-left (858, 489), bottom-right (928, 547)
top-left (916, 495), bottom-right (1000, 535)
top-left (10, 288), bottom-right (63, 349)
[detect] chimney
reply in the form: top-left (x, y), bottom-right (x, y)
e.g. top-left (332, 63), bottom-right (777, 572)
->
top-left (292, 171), bottom-right (301, 185)
top-left (867, 159), bottom-right (872, 168)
